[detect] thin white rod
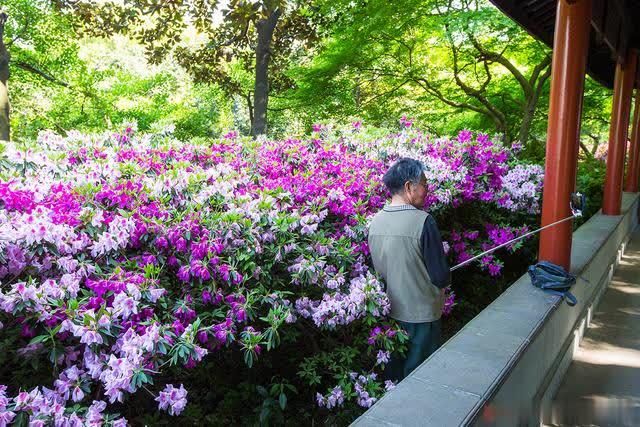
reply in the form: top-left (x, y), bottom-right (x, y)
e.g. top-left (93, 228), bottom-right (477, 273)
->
top-left (450, 215), bottom-right (576, 272)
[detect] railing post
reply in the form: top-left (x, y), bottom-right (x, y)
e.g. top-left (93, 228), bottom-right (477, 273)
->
top-left (603, 50), bottom-right (637, 214)
top-left (539, 0), bottom-right (592, 269)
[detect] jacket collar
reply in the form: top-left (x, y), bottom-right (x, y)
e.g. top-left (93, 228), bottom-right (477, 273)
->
top-left (383, 204), bottom-right (418, 212)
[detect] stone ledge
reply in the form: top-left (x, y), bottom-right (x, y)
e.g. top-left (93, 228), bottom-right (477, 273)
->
top-left (353, 193), bottom-right (640, 427)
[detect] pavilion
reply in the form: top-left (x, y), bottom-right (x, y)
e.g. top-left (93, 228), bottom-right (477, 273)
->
top-left (492, 0), bottom-right (640, 270)
top-left (353, 1), bottom-right (640, 425)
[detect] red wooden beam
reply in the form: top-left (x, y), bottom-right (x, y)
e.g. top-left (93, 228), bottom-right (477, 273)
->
top-left (603, 49), bottom-right (637, 214)
top-left (539, 0), bottom-right (592, 270)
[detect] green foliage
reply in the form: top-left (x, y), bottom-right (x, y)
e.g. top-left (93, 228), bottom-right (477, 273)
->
top-left (580, 77), bottom-right (613, 155)
top-left (56, 0), bottom-right (323, 135)
top-left (2, 0), bottom-right (80, 139)
top-left (279, 0), bottom-right (550, 143)
top-left (576, 157), bottom-right (607, 223)
top-left (4, 0), bottom-right (615, 146)
top-left (11, 33), bottom-right (233, 140)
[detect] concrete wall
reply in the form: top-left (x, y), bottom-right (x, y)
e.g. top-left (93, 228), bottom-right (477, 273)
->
top-left (353, 193), bottom-right (639, 427)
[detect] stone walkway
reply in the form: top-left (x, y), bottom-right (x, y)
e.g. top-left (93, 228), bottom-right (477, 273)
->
top-left (550, 230), bottom-right (640, 426)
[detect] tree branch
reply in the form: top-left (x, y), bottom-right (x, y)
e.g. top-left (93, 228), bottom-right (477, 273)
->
top-left (413, 76), bottom-right (489, 115)
top-left (14, 62), bottom-right (69, 87)
top-left (7, 14), bottom-right (30, 48)
top-left (579, 140), bottom-right (594, 159)
top-left (585, 133), bottom-right (601, 154)
top-left (468, 32), bottom-right (533, 98)
top-left (360, 79), bottom-right (412, 108)
top-left (448, 36), bottom-right (508, 136)
top-left (529, 54), bottom-right (552, 88)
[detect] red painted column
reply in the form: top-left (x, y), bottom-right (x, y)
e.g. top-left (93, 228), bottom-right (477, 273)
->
top-left (603, 50), bottom-right (638, 214)
top-left (538, 0), bottom-right (591, 270)
top-left (624, 88), bottom-right (640, 192)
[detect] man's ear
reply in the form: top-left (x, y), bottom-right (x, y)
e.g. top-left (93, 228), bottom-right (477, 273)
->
top-left (404, 181), bottom-right (412, 194)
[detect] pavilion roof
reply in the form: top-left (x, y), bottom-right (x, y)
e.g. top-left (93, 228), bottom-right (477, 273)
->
top-left (489, 0), bottom-right (640, 88)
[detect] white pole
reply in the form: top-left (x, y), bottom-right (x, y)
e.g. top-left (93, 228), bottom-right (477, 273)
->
top-left (450, 215), bottom-right (576, 272)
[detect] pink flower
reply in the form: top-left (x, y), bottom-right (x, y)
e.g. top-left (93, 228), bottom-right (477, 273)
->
top-left (399, 115), bottom-right (413, 128)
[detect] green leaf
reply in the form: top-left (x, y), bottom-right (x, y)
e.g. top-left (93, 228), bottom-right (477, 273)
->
top-left (29, 335), bottom-right (49, 345)
top-left (259, 407), bottom-right (270, 425)
top-left (279, 393), bottom-right (287, 410)
top-left (244, 349), bottom-right (254, 368)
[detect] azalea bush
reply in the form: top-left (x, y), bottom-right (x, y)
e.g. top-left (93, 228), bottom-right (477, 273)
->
top-left (0, 121), bottom-right (542, 425)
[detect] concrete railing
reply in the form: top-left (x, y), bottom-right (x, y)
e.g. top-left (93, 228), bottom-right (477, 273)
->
top-left (353, 192), bottom-right (639, 427)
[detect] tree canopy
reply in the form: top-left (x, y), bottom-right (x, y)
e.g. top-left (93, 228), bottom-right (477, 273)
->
top-left (57, 0), bottom-right (321, 136)
top-left (0, 0), bottom-right (614, 152)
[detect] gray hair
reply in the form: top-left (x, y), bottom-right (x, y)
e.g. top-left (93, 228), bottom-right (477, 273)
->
top-left (382, 158), bottom-right (425, 195)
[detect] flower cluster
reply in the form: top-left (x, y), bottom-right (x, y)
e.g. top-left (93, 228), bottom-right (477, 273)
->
top-left (497, 164), bottom-right (544, 213)
top-left (295, 273), bottom-right (390, 328)
top-left (0, 122), bottom-right (541, 422)
top-left (155, 384), bottom-right (188, 416)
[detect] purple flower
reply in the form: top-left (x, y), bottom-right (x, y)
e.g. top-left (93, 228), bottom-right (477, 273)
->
top-left (399, 115), bottom-right (413, 128)
top-left (197, 330), bottom-right (209, 344)
top-left (175, 237), bottom-right (187, 252)
top-left (316, 392), bottom-right (325, 407)
top-left (202, 290), bottom-right (212, 305)
top-left (488, 263), bottom-right (502, 276)
top-left (218, 264), bottom-right (231, 282)
top-left (155, 384), bottom-right (188, 416)
top-left (376, 350), bottom-right (390, 365)
top-left (71, 385), bottom-right (85, 402)
top-left (172, 320), bottom-right (185, 336)
top-left (155, 236), bottom-right (169, 249)
top-left (457, 129), bottom-right (473, 142)
top-left (177, 266), bottom-right (190, 282)
top-left (325, 386), bottom-right (344, 409)
top-left (0, 411), bottom-right (16, 425)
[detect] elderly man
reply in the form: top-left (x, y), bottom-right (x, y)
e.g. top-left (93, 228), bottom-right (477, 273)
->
top-left (368, 158), bottom-right (450, 381)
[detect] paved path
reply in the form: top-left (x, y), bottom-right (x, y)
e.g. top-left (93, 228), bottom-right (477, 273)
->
top-left (550, 230), bottom-right (640, 426)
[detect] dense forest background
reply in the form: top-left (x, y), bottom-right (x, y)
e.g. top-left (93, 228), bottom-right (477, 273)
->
top-left (1, 0), bottom-right (613, 160)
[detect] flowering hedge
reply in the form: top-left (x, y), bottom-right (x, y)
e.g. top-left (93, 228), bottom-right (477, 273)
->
top-left (0, 122), bottom-right (542, 425)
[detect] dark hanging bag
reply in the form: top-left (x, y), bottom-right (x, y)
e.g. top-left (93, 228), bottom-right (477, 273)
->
top-left (528, 261), bottom-right (578, 306)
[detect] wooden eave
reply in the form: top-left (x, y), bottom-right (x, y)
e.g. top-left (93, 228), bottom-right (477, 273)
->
top-left (489, 0), bottom-right (640, 88)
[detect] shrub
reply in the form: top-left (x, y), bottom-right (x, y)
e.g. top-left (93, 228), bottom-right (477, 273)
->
top-left (0, 122), bottom-right (542, 425)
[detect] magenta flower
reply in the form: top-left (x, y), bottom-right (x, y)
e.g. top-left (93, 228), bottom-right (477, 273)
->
top-left (0, 123), bottom-right (540, 422)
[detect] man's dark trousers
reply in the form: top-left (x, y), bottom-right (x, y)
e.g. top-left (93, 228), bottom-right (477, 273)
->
top-left (385, 319), bottom-right (441, 382)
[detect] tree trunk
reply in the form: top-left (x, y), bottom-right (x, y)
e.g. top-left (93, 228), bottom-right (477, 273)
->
top-left (0, 12), bottom-right (10, 142)
top-left (517, 96), bottom-right (537, 146)
top-left (499, 121), bottom-right (510, 145)
top-left (579, 140), bottom-right (594, 159)
top-left (252, 9), bottom-right (281, 138)
top-left (246, 91), bottom-right (254, 129)
top-left (518, 64), bottom-right (551, 146)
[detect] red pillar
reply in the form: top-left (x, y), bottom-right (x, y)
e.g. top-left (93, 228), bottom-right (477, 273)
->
top-left (538, 0), bottom-right (591, 270)
top-left (603, 50), bottom-right (637, 214)
top-left (624, 88), bottom-right (640, 192)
